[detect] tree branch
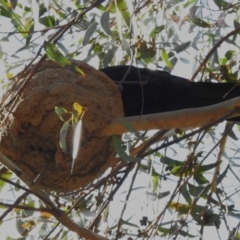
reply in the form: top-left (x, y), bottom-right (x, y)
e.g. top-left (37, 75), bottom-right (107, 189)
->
top-left (100, 97), bottom-right (240, 136)
top-left (0, 152), bottom-right (106, 240)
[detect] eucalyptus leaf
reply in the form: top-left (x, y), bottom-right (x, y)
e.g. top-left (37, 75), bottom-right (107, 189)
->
top-left (59, 120), bottom-right (70, 153)
top-left (44, 42), bottom-right (85, 76)
top-left (55, 106), bottom-right (69, 122)
top-left (115, 0), bottom-right (131, 29)
top-left (100, 11), bottom-right (112, 36)
top-left (112, 135), bottom-right (141, 163)
top-left (82, 22), bottom-right (98, 46)
top-left (161, 49), bottom-right (173, 69)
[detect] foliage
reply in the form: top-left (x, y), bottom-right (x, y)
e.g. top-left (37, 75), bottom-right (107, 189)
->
top-left (0, 0), bottom-right (240, 239)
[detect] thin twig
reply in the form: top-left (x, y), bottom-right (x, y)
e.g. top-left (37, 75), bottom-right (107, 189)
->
top-left (190, 26), bottom-right (240, 81)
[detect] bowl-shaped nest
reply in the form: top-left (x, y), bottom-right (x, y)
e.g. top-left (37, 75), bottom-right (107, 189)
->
top-left (0, 60), bottom-right (123, 192)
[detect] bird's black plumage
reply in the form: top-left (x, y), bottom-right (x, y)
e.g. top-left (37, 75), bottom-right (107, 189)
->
top-left (100, 66), bottom-right (240, 121)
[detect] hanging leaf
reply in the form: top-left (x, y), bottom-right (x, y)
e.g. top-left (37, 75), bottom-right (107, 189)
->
top-left (149, 25), bottom-right (165, 39)
top-left (212, 0), bottom-right (231, 9)
top-left (138, 41), bottom-right (156, 64)
top-left (194, 173), bottom-right (209, 185)
top-left (54, 106), bottom-right (69, 122)
top-left (59, 120), bottom-right (71, 153)
top-left (160, 156), bottom-right (184, 167)
top-left (0, 6), bottom-right (12, 18)
top-left (39, 16), bottom-right (55, 27)
top-left (216, 163), bottom-right (229, 185)
top-left (161, 49), bottom-right (173, 69)
top-left (115, 0), bottom-right (131, 29)
top-left (44, 42), bottom-right (85, 76)
top-left (158, 191), bottom-right (170, 199)
top-left (169, 202), bottom-right (205, 214)
top-left (170, 165), bottom-right (191, 176)
top-left (195, 161), bottom-right (222, 174)
top-left (103, 48), bottom-right (117, 67)
top-left (180, 183), bottom-right (192, 204)
top-left (82, 22), bottom-right (98, 46)
top-left (0, 172), bottom-right (13, 193)
top-left (191, 18), bottom-right (210, 28)
top-left (188, 183), bottom-right (209, 198)
top-left (0, 0), bottom-right (25, 30)
top-left (25, 21), bottom-right (34, 46)
top-left (234, 20), bottom-right (240, 35)
top-left (100, 11), bottom-right (112, 36)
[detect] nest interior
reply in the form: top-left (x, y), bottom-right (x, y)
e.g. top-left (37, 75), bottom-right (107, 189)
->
top-left (0, 60), bottom-right (124, 192)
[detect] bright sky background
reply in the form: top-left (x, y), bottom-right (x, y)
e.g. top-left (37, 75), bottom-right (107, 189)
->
top-left (1, 1), bottom-right (240, 239)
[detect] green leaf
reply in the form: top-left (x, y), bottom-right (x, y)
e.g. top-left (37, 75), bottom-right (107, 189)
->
top-left (82, 22), bottom-right (98, 46)
top-left (212, 0), bottom-right (231, 9)
top-left (194, 173), bottom-right (209, 185)
top-left (196, 161), bottom-right (222, 174)
top-left (112, 135), bottom-right (140, 163)
top-left (160, 156), bottom-right (184, 167)
top-left (25, 22), bottom-right (34, 46)
top-left (228, 127), bottom-right (238, 140)
top-left (44, 42), bottom-right (85, 76)
top-left (59, 120), bottom-right (70, 153)
top-left (191, 18), bottom-right (210, 28)
top-left (55, 106), bottom-right (69, 122)
top-left (168, 41), bottom-right (191, 58)
top-left (225, 50), bottom-right (235, 60)
top-left (15, 179), bottom-right (20, 191)
top-left (39, 16), bottom-right (55, 27)
top-left (103, 48), bottom-right (116, 67)
top-left (0, 172), bottom-right (12, 192)
top-left (158, 226), bottom-right (171, 237)
top-left (188, 183), bottom-right (209, 198)
top-left (115, 0), bottom-right (131, 29)
top-left (216, 163), bottom-right (229, 185)
top-left (100, 11), bottom-right (112, 36)
top-left (149, 26), bottom-right (165, 39)
top-left (234, 20), bottom-right (240, 35)
top-left (161, 49), bottom-right (173, 69)
top-left (169, 202), bottom-right (205, 214)
top-left (138, 42), bottom-right (156, 64)
top-left (44, 42), bottom-right (71, 66)
top-left (170, 166), bottom-right (184, 175)
top-left (0, 0), bottom-right (25, 30)
top-left (158, 191), bottom-right (170, 199)
top-left (180, 183), bottom-right (192, 204)
top-left (0, 6), bottom-right (12, 18)
top-left (38, 3), bottom-right (47, 17)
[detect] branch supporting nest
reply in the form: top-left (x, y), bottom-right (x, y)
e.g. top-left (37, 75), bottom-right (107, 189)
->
top-left (100, 97), bottom-right (240, 136)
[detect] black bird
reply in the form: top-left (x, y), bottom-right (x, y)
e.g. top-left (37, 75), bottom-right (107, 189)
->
top-left (100, 65), bottom-right (240, 121)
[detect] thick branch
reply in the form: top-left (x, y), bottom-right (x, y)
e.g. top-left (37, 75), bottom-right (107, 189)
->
top-left (100, 97), bottom-right (240, 136)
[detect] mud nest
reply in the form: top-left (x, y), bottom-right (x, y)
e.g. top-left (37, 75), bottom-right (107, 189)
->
top-left (0, 60), bottom-right (124, 192)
